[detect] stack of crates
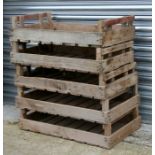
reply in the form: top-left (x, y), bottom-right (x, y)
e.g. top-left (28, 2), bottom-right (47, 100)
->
top-left (10, 12), bottom-right (141, 149)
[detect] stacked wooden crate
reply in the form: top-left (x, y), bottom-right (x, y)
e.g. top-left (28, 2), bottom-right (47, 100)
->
top-left (10, 12), bottom-right (141, 149)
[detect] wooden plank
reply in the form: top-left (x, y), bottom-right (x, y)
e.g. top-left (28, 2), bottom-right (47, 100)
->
top-left (11, 41), bottom-right (27, 118)
top-left (16, 96), bottom-right (105, 123)
top-left (103, 26), bottom-right (135, 47)
top-left (103, 51), bottom-right (134, 72)
top-left (11, 53), bottom-right (101, 73)
top-left (96, 48), bottom-right (106, 85)
top-left (105, 63), bottom-right (136, 80)
top-left (52, 22), bottom-right (98, 32)
top-left (11, 51), bottom-right (134, 74)
top-left (16, 76), bottom-right (105, 99)
top-left (23, 22), bottom-right (98, 32)
top-left (19, 118), bottom-right (109, 148)
top-left (106, 95), bottom-right (139, 123)
top-left (104, 123), bottom-right (112, 136)
top-left (102, 41), bottom-right (133, 55)
top-left (15, 73), bottom-right (137, 100)
top-left (106, 73), bottom-right (138, 98)
top-left (11, 28), bottom-right (102, 47)
top-left (108, 116), bottom-right (141, 148)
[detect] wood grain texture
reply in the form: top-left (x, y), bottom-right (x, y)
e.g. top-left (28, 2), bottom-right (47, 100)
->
top-left (102, 41), bottom-right (133, 55)
top-left (108, 116), bottom-right (141, 148)
top-left (105, 95), bottom-right (139, 123)
top-left (102, 26), bottom-right (135, 47)
top-left (106, 73), bottom-right (137, 98)
top-left (16, 94), bottom-right (139, 124)
top-left (19, 118), bottom-right (109, 148)
top-left (11, 50), bottom-right (134, 74)
top-left (19, 115), bottom-right (140, 149)
top-left (105, 63), bottom-right (136, 80)
top-left (11, 53), bottom-right (101, 73)
top-left (16, 96), bottom-right (105, 123)
top-left (51, 22), bottom-right (98, 32)
top-left (11, 28), bottom-right (102, 47)
top-left (15, 72), bottom-right (137, 100)
top-left (104, 51), bottom-right (134, 72)
top-left (15, 76), bottom-right (105, 99)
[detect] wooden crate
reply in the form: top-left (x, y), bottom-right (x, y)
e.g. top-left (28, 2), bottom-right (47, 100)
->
top-left (14, 66), bottom-right (137, 99)
top-left (10, 12), bottom-right (141, 149)
top-left (11, 41), bottom-right (134, 73)
top-left (16, 86), bottom-right (139, 124)
top-left (19, 109), bottom-right (141, 149)
top-left (10, 12), bottom-right (135, 47)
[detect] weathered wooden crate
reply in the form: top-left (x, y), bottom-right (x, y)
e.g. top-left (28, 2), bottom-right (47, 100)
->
top-left (19, 109), bottom-right (141, 149)
top-left (11, 41), bottom-right (134, 73)
top-left (15, 66), bottom-right (137, 100)
top-left (10, 12), bottom-right (141, 149)
top-left (10, 13), bottom-right (135, 75)
top-left (16, 86), bottom-right (139, 124)
top-left (10, 12), bottom-right (135, 47)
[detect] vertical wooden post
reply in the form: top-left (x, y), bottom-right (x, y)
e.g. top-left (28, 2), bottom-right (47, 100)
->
top-left (133, 107), bottom-right (139, 119)
top-left (97, 20), bottom-right (104, 32)
top-left (133, 83), bottom-right (139, 118)
top-left (132, 86), bottom-right (139, 118)
top-left (104, 123), bottom-right (112, 136)
top-left (101, 100), bottom-right (112, 136)
top-left (12, 15), bottom-right (28, 118)
top-left (12, 41), bottom-right (27, 118)
top-left (96, 20), bottom-right (112, 136)
top-left (11, 14), bottom-right (27, 119)
top-left (39, 14), bottom-right (44, 29)
top-left (12, 17), bottom-right (17, 29)
top-left (96, 46), bottom-right (112, 136)
top-left (96, 47), bottom-right (107, 109)
top-left (47, 12), bottom-right (53, 28)
top-left (96, 48), bottom-right (105, 85)
top-left (135, 84), bottom-right (138, 94)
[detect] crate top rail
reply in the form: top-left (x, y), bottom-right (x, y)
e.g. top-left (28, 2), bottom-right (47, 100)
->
top-left (10, 12), bottom-right (135, 47)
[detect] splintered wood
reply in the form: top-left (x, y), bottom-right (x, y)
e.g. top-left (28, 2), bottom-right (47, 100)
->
top-left (10, 12), bottom-right (141, 149)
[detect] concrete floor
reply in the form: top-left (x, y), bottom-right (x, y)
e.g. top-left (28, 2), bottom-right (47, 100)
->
top-left (4, 105), bottom-right (152, 155)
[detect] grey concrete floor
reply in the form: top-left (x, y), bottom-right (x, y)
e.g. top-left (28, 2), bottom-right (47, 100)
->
top-left (4, 105), bottom-right (152, 155)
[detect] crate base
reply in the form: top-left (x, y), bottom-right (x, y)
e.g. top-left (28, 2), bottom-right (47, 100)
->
top-left (19, 111), bottom-right (141, 149)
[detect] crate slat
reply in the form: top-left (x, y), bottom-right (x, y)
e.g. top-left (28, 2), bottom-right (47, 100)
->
top-left (11, 53), bottom-right (101, 73)
top-left (105, 63), bottom-right (136, 81)
top-left (11, 29), bottom-right (102, 47)
top-left (106, 72), bottom-right (137, 99)
top-left (103, 26), bottom-right (135, 47)
top-left (104, 51), bottom-right (134, 72)
top-left (15, 72), bottom-right (137, 99)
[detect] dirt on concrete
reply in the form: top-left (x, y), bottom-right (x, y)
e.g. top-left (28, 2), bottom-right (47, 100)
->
top-left (4, 122), bottom-right (151, 155)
